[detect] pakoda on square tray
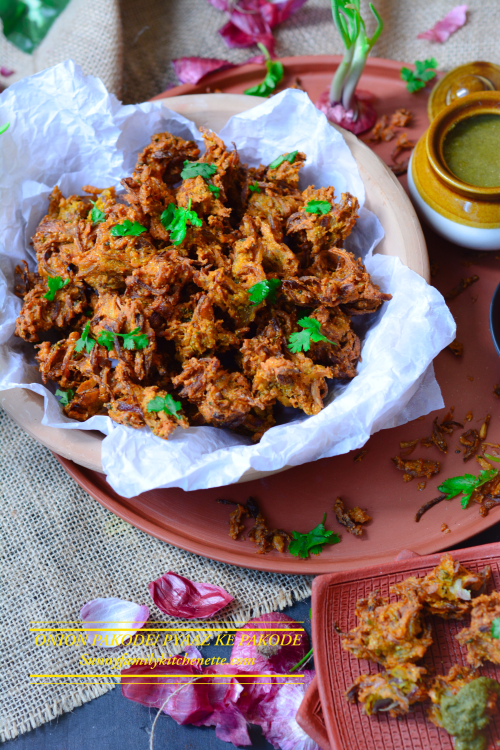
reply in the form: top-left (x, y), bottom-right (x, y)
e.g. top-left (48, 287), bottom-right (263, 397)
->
top-left (391, 553), bottom-right (491, 619)
top-left (14, 128), bottom-right (391, 440)
top-left (427, 664), bottom-right (478, 727)
top-left (346, 663), bottom-right (428, 717)
top-left (341, 589), bottom-right (433, 667)
top-left (456, 591), bottom-right (500, 667)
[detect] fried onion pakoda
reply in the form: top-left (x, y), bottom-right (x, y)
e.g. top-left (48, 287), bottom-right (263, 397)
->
top-left (346, 663), bottom-right (428, 717)
top-left (341, 589), bottom-right (433, 667)
top-left (456, 591), bottom-right (500, 667)
top-left (391, 553), bottom-right (491, 619)
top-left (14, 128), bottom-right (391, 441)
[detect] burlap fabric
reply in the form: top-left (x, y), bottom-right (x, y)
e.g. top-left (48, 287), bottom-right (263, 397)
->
top-left (0, 0), bottom-right (122, 97)
top-left (120, 0), bottom-right (500, 103)
top-left (2, 0), bottom-right (500, 741)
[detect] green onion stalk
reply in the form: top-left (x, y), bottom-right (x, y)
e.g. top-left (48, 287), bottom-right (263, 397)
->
top-left (316, 0), bottom-right (383, 135)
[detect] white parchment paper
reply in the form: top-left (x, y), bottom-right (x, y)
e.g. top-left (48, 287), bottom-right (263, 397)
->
top-left (0, 61), bottom-right (455, 495)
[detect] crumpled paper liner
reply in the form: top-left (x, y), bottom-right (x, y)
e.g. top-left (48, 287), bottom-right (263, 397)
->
top-left (0, 61), bottom-right (455, 495)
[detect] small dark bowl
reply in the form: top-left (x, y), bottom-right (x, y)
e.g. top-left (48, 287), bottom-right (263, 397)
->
top-left (490, 281), bottom-right (500, 358)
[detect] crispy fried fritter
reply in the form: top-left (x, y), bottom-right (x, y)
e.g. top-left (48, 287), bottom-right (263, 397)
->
top-left (456, 591), bottom-right (500, 667)
top-left (341, 589), bottom-right (433, 667)
top-left (392, 455), bottom-right (441, 482)
top-left (14, 128), bottom-right (391, 440)
top-left (333, 497), bottom-right (371, 536)
top-left (346, 663), bottom-right (428, 717)
top-left (427, 665), bottom-right (478, 727)
top-left (391, 553), bottom-right (491, 619)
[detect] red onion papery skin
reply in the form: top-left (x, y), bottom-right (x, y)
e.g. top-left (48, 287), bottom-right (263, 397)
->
top-left (196, 664), bottom-right (251, 745)
top-left (258, 670), bottom-right (319, 750)
top-left (172, 57), bottom-right (236, 85)
top-left (231, 612), bottom-right (310, 675)
top-left (235, 672), bottom-right (285, 725)
top-left (316, 89), bottom-right (377, 135)
top-left (121, 663), bottom-right (212, 725)
top-left (148, 571), bottom-right (234, 619)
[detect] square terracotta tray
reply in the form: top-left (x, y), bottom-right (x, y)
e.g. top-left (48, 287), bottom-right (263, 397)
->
top-left (309, 542), bottom-right (500, 750)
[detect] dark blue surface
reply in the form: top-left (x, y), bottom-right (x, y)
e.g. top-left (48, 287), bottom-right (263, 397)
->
top-left (8, 525), bottom-right (499, 750)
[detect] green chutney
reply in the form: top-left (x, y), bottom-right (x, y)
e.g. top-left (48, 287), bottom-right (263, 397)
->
top-left (440, 676), bottom-right (500, 750)
top-left (443, 114), bottom-right (500, 188)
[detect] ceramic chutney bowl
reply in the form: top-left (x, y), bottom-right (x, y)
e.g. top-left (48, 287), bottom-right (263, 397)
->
top-left (408, 91), bottom-right (500, 250)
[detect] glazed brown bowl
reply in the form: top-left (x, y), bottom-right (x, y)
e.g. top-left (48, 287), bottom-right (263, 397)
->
top-left (409, 91), bottom-right (500, 250)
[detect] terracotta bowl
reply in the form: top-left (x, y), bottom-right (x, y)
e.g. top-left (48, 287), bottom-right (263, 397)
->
top-left (0, 93), bottom-right (428, 474)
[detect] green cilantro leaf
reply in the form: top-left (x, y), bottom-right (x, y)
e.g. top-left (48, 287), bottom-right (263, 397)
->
top-left (288, 316), bottom-right (337, 353)
top-left (181, 161), bottom-right (217, 180)
top-left (305, 200), bottom-right (331, 215)
top-left (89, 200), bottom-right (106, 224)
top-left (492, 619), bottom-right (500, 639)
top-left (401, 59), bottom-right (438, 93)
top-left (0, 122), bottom-right (10, 135)
top-left (438, 468), bottom-right (498, 509)
top-left (55, 388), bottom-right (74, 406)
top-left (249, 181), bottom-right (261, 194)
top-left (74, 322), bottom-right (95, 354)
top-left (268, 150), bottom-right (299, 170)
top-left (97, 327), bottom-right (148, 352)
top-left (43, 275), bottom-right (70, 301)
top-left (160, 200), bottom-right (202, 246)
top-left (288, 514), bottom-right (340, 559)
top-left (110, 219), bottom-right (147, 237)
top-left (147, 394), bottom-right (183, 420)
top-left (248, 278), bottom-right (281, 305)
top-left (208, 183), bottom-right (221, 198)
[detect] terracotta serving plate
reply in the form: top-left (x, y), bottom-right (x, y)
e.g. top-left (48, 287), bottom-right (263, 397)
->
top-left (311, 543), bottom-right (500, 750)
top-left (296, 674), bottom-right (331, 750)
top-left (0, 57), bottom-right (429, 474)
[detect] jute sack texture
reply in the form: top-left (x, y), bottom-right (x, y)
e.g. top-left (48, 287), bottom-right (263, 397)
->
top-left (120, 0), bottom-right (500, 103)
top-left (0, 0), bottom-right (123, 96)
top-left (0, 409), bottom-right (312, 741)
top-left (2, 0), bottom-right (500, 740)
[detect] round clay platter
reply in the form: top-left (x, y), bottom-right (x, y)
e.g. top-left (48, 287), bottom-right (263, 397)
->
top-left (4, 57), bottom-right (500, 574)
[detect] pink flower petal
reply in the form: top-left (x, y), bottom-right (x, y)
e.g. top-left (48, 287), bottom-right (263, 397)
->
top-left (148, 571), bottom-right (234, 619)
top-left (258, 670), bottom-right (319, 750)
top-left (316, 90), bottom-right (377, 135)
top-left (172, 57), bottom-right (237, 85)
top-left (417, 4), bottom-right (468, 42)
top-left (80, 597), bottom-right (149, 648)
top-left (0, 67), bottom-right (14, 77)
top-left (122, 662), bottom-right (213, 724)
top-left (231, 613), bottom-right (310, 675)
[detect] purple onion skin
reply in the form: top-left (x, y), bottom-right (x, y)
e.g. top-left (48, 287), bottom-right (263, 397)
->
top-left (231, 612), bottom-right (310, 674)
top-left (316, 89), bottom-right (377, 135)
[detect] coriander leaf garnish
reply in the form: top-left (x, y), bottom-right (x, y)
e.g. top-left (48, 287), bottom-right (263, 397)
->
top-left (55, 388), bottom-right (74, 406)
top-left (181, 161), bottom-right (217, 180)
top-left (244, 43), bottom-right (284, 98)
top-left (160, 200), bottom-right (202, 246)
top-left (0, 122), bottom-right (10, 135)
top-left (74, 321), bottom-right (95, 354)
top-left (208, 183), bottom-right (221, 198)
top-left (492, 619), bottom-right (500, 639)
top-left (89, 200), bottom-right (106, 224)
top-left (110, 219), bottom-right (147, 237)
top-left (268, 150), bottom-right (299, 170)
top-left (438, 468), bottom-right (498, 509)
top-left (97, 327), bottom-right (148, 352)
top-left (305, 200), bottom-right (331, 215)
top-left (147, 394), bottom-right (183, 420)
top-left (248, 278), bottom-right (281, 305)
top-left (43, 275), bottom-right (70, 301)
top-left (400, 58), bottom-right (438, 93)
top-left (288, 316), bottom-right (337, 354)
top-left (249, 181), bottom-right (261, 194)
top-left (288, 514), bottom-right (340, 559)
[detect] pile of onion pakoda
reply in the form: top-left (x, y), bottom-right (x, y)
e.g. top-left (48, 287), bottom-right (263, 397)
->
top-left (14, 128), bottom-right (391, 441)
top-left (342, 554), bottom-right (500, 748)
